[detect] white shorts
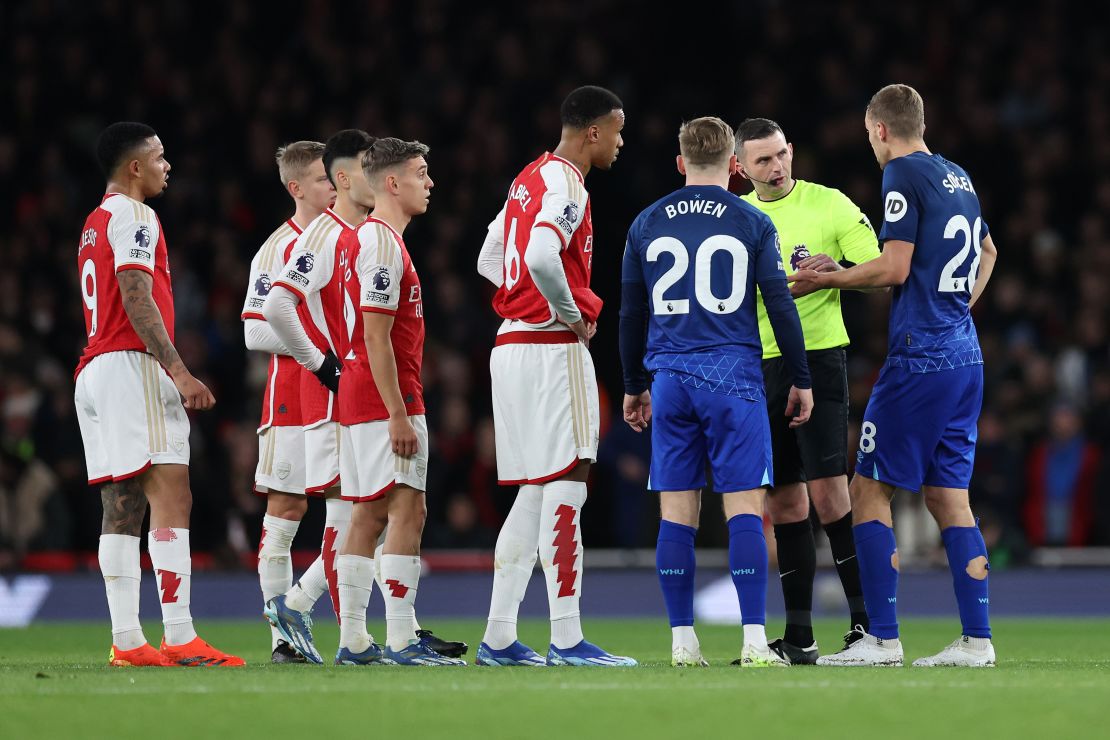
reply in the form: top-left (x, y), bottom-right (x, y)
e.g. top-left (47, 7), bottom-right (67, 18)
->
top-left (339, 416), bottom-right (428, 502)
top-left (305, 421), bottom-right (341, 494)
top-left (255, 425), bottom-right (307, 496)
top-left (74, 351), bottom-right (190, 484)
top-left (490, 337), bottom-right (599, 485)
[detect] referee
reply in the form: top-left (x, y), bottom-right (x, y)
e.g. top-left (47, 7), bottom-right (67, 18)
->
top-left (732, 118), bottom-right (881, 664)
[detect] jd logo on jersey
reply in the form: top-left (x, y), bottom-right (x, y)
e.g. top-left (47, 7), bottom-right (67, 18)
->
top-left (885, 191), bottom-right (908, 222)
top-left (296, 254), bottom-right (314, 273)
top-left (372, 266), bottom-right (390, 291)
top-left (135, 225), bottom-right (151, 249)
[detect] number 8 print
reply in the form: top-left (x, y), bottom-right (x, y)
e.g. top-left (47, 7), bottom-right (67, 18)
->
top-left (859, 421), bottom-right (877, 453)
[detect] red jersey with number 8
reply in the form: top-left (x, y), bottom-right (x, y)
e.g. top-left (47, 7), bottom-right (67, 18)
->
top-left (76, 193), bottom-right (175, 378)
top-left (491, 152), bottom-right (599, 325)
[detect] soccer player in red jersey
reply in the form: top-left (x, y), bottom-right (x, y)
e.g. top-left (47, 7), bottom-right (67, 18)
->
top-left (75, 122), bottom-right (243, 667)
top-left (474, 87), bottom-right (636, 666)
top-left (259, 129), bottom-right (372, 663)
top-left (242, 141), bottom-right (337, 662)
top-left (331, 138), bottom-right (462, 665)
top-left (260, 131), bottom-right (464, 663)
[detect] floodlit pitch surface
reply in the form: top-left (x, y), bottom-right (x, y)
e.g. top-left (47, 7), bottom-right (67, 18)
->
top-left (2, 618), bottom-right (1107, 739)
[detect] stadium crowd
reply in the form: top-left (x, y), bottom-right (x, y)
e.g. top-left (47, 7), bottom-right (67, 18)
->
top-left (1, 1), bottom-right (1107, 568)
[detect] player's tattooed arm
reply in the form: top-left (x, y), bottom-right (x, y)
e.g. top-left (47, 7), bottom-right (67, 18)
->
top-left (101, 478), bottom-right (147, 536)
top-left (118, 269), bottom-right (215, 410)
top-left (118, 268), bottom-right (185, 375)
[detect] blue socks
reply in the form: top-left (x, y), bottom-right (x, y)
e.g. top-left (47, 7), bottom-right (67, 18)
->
top-left (942, 525), bottom-right (992, 638)
top-left (656, 520), bottom-right (697, 627)
top-left (727, 514), bottom-right (767, 626)
top-left (853, 520), bottom-right (900, 639)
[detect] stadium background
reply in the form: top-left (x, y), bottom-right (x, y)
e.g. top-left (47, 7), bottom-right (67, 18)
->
top-left (1, 0), bottom-right (1107, 594)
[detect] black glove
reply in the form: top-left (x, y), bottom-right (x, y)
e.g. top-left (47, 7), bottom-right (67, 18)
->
top-left (313, 350), bottom-right (342, 394)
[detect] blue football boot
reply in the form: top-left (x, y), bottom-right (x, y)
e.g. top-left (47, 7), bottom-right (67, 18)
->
top-left (546, 639), bottom-right (638, 667)
top-left (384, 635), bottom-right (467, 666)
top-left (475, 641), bottom-right (547, 667)
top-left (335, 642), bottom-right (392, 665)
top-left (263, 595), bottom-right (322, 664)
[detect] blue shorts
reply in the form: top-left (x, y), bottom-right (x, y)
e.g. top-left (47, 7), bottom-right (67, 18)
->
top-left (855, 362), bottom-right (983, 492)
top-left (649, 371), bottom-right (772, 492)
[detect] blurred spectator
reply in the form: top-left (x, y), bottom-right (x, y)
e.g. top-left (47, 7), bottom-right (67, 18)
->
top-left (971, 410), bottom-right (1028, 566)
top-left (1023, 404), bottom-right (1102, 547)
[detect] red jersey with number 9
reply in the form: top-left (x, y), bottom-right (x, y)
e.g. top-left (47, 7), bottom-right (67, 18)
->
top-left (76, 193), bottom-right (175, 378)
top-left (491, 152), bottom-right (599, 325)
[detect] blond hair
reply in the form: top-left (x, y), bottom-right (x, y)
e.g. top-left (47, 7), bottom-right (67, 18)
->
top-left (867, 84), bottom-right (926, 139)
top-left (275, 141), bottom-right (325, 185)
top-left (678, 117), bottom-right (735, 168)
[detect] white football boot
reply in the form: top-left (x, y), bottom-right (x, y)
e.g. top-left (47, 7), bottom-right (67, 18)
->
top-left (816, 627), bottom-right (903, 667)
top-left (671, 645), bottom-right (709, 667)
top-left (912, 636), bottom-right (996, 667)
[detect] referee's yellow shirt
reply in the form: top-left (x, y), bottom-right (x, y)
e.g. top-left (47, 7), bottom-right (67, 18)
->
top-left (743, 179), bottom-right (880, 359)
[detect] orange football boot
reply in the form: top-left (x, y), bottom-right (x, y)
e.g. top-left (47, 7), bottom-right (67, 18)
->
top-left (109, 643), bottom-right (170, 667)
top-left (159, 636), bottom-right (246, 667)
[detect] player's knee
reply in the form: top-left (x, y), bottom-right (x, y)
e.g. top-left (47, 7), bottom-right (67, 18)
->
top-left (768, 487), bottom-right (808, 524)
top-left (266, 494), bottom-right (307, 521)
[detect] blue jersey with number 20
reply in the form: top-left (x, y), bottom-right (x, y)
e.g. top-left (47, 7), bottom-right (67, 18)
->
top-left (622, 184), bottom-right (786, 399)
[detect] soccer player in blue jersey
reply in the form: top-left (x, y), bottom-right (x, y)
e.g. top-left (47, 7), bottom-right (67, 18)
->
top-left (791, 85), bottom-right (999, 667)
top-left (620, 117), bottom-right (813, 667)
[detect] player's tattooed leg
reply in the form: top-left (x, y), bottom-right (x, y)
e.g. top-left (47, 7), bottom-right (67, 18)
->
top-left (101, 479), bottom-right (148, 536)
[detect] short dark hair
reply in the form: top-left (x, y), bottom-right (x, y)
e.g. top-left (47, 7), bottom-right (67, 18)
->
top-left (734, 118), bottom-right (785, 153)
top-left (323, 129), bottom-right (375, 187)
top-left (560, 86), bottom-right (623, 129)
top-left (362, 138), bottom-right (430, 180)
top-left (96, 122), bottom-right (158, 178)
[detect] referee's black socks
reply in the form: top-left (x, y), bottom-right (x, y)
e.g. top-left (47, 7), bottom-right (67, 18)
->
top-left (824, 512), bottom-right (870, 632)
top-left (773, 518), bottom-right (816, 647)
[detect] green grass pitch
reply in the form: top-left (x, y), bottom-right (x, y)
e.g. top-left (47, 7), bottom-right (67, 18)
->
top-left (2, 618), bottom-right (1108, 739)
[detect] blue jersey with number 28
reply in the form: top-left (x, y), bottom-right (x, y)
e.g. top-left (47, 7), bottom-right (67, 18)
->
top-left (879, 152), bottom-right (989, 373)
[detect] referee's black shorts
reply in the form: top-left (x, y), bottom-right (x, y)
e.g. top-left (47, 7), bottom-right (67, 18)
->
top-left (762, 347), bottom-right (849, 487)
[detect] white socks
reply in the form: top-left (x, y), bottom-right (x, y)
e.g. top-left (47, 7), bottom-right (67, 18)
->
top-left (285, 555), bottom-right (328, 614)
top-left (672, 625), bottom-right (700, 652)
top-left (375, 532), bottom-right (422, 632)
top-left (321, 497), bottom-right (352, 618)
top-left (380, 554), bottom-right (421, 651)
top-left (743, 624), bottom-right (768, 649)
top-left (99, 534), bottom-right (146, 650)
top-left (483, 485), bottom-right (542, 650)
top-left (539, 480), bottom-right (586, 649)
top-left (259, 515), bottom-right (299, 648)
top-left (337, 554), bottom-right (375, 653)
top-left (148, 527), bottom-right (197, 646)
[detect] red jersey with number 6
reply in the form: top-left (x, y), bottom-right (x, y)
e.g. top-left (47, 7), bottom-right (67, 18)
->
top-left (76, 193), bottom-right (175, 378)
top-left (491, 152), bottom-right (599, 325)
